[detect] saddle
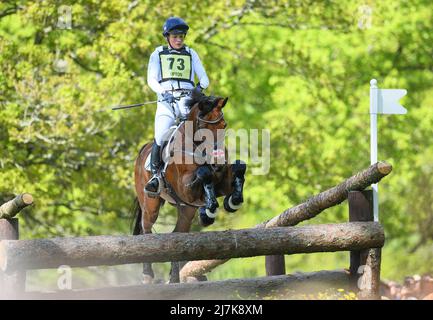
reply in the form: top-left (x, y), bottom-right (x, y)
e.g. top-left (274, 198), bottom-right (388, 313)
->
top-left (144, 123), bottom-right (186, 201)
top-left (144, 125), bottom-right (180, 171)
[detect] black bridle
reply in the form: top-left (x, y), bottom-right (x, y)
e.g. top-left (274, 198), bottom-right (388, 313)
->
top-left (196, 111), bottom-right (225, 130)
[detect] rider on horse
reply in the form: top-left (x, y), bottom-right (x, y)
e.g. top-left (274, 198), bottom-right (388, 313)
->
top-left (145, 17), bottom-right (210, 194)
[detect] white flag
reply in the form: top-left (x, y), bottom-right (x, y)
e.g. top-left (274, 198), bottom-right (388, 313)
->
top-left (369, 79), bottom-right (408, 222)
top-left (376, 89), bottom-right (407, 114)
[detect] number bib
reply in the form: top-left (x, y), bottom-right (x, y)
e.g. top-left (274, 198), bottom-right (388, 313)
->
top-left (159, 47), bottom-right (192, 84)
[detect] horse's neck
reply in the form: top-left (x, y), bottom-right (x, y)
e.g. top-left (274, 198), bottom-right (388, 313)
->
top-left (177, 120), bottom-right (198, 148)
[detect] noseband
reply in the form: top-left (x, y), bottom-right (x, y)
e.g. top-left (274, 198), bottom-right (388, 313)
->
top-left (196, 111), bottom-right (225, 130)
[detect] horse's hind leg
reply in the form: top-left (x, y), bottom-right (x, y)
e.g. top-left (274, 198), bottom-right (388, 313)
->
top-left (169, 205), bottom-right (196, 284)
top-left (139, 196), bottom-right (162, 284)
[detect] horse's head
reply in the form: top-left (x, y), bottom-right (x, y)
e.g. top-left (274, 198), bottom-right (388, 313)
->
top-left (186, 88), bottom-right (228, 136)
top-left (186, 88), bottom-right (228, 129)
top-left (185, 88), bottom-right (229, 163)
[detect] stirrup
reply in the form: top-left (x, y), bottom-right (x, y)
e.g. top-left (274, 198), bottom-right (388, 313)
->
top-left (144, 175), bottom-right (162, 197)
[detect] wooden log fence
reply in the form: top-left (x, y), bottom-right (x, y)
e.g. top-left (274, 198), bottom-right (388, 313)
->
top-left (0, 222), bottom-right (384, 272)
top-left (0, 162), bottom-right (391, 299)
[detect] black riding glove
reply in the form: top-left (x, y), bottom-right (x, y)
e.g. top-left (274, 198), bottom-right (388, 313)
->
top-left (195, 82), bottom-right (204, 92)
top-left (162, 92), bottom-right (175, 104)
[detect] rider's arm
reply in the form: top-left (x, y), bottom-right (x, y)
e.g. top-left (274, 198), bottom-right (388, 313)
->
top-left (191, 48), bottom-right (209, 90)
top-left (147, 50), bottom-right (165, 95)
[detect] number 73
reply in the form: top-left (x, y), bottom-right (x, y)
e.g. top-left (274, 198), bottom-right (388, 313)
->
top-left (167, 57), bottom-right (185, 70)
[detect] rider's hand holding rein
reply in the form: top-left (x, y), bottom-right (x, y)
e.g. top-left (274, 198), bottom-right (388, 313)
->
top-left (162, 92), bottom-right (176, 104)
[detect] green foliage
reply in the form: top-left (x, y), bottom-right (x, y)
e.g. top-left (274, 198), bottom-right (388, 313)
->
top-left (1, 0), bottom-right (433, 284)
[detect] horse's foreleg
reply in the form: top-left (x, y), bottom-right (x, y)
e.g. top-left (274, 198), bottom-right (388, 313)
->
top-left (140, 196), bottom-right (161, 283)
top-left (224, 160), bottom-right (247, 213)
top-left (169, 206), bottom-right (196, 284)
top-left (195, 165), bottom-right (219, 226)
top-left (231, 160), bottom-right (247, 204)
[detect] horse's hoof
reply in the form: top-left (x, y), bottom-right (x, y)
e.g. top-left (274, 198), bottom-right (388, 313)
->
top-left (224, 195), bottom-right (242, 213)
top-left (153, 278), bottom-right (164, 284)
top-left (168, 279), bottom-right (180, 284)
top-left (142, 274), bottom-right (154, 284)
top-left (169, 273), bottom-right (180, 284)
top-left (199, 207), bottom-right (215, 227)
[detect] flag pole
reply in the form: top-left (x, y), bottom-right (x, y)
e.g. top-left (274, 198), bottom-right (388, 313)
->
top-left (370, 79), bottom-right (379, 222)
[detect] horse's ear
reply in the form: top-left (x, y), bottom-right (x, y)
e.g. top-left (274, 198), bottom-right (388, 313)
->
top-left (221, 97), bottom-right (229, 108)
top-left (197, 101), bottom-right (204, 111)
top-left (216, 97), bottom-right (228, 109)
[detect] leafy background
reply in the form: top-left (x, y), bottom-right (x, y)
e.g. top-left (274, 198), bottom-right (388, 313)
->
top-left (1, 0), bottom-right (432, 289)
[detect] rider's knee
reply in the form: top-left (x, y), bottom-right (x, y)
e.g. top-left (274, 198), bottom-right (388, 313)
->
top-left (153, 138), bottom-right (161, 147)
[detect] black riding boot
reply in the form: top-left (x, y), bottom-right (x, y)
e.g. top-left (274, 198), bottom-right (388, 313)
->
top-left (145, 142), bottom-right (161, 193)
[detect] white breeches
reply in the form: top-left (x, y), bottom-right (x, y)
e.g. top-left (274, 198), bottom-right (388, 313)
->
top-left (154, 92), bottom-right (191, 146)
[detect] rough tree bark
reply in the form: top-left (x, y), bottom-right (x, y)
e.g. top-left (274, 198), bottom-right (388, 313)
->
top-left (19, 270), bottom-right (352, 300)
top-left (180, 161), bottom-right (392, 281)
top-left (0, 194), bottom-right (33, 219)
top-left (0, 222), bottom-right (384, 272)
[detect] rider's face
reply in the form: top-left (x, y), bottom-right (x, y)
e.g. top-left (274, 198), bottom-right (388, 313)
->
top-left (168, 33), bottom-right (185, 49)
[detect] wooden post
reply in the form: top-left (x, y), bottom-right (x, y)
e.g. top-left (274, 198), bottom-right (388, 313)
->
top-left (265, 255), bottom-right (285, 276)
top-left (0, 193), bottom-right (32, 298)
top-left (0, 218), bottom-right (19, 240)
top-left (0, 218), bottom-right (25, 299)
top-left (348, 190), bottom-right (382, 300)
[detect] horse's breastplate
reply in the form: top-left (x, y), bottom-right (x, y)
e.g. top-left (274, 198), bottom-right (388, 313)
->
top-left (158, 47), bottom-right (193, 85)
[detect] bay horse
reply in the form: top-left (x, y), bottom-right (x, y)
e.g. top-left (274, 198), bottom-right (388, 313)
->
top-left (132, 88), bottom-right (247, 283)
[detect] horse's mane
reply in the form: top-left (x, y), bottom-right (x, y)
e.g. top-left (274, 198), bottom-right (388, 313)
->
top-left (185, 88), bottom-right (218, 116)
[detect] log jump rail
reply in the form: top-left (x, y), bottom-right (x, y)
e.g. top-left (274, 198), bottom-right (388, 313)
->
top-left (0, 161), bottom-right (392, 300)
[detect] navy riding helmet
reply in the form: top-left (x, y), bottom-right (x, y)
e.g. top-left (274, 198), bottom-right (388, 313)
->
top-left (162, 17), bottom-right (189, 37)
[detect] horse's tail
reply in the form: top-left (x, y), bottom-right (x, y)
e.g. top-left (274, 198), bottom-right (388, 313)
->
top-left (131, 196), bottom-right (142, 235)
top-left (131, 142), bottom-right (150, 235)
